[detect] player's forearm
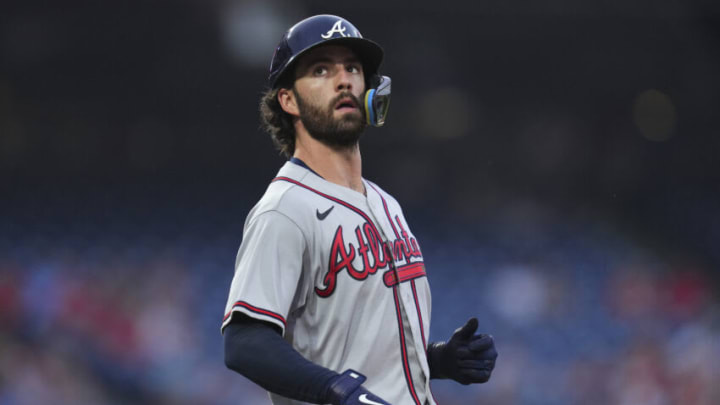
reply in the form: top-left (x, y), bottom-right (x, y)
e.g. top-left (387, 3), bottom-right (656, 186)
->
top-left (223, 317), bottom-right (338, 403)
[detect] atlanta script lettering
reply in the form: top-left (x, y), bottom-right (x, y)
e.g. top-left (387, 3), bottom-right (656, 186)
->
top-left (315, 215), bottom-right (423, 297)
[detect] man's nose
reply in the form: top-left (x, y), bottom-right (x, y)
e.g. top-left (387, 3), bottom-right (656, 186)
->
top-left (336, 68), bottom-right (353, 91)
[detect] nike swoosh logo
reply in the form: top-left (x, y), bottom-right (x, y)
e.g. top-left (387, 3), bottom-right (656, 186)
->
top-left (316, 205), bottom-right (334, 220)
top-left (359, 394), bottom-right (383, 405)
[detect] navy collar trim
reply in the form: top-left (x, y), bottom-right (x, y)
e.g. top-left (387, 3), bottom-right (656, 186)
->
top-left (289, 157), bottom-right (324, 179)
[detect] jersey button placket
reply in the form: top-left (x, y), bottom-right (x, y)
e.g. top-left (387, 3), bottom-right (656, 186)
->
top-left (366, 203), bottom-right (399, 285)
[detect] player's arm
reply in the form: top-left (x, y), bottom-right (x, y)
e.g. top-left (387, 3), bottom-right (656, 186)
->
top-left (426, 318), bottom-right (498, 384)
top-left (224, 315), bottom-right (391, 405)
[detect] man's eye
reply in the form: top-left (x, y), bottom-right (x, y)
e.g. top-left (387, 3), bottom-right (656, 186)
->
top-left (347, 65), bottom-right (360, 73)
top-left (314, 66), bottom-right (327, 75)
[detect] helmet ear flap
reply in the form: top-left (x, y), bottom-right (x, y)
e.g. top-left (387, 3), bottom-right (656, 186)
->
top-left (364, 75), bottom-right (391, 127)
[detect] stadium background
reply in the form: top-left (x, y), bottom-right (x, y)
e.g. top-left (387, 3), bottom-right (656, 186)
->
top-left (1, 0), bottom-right (719, 404)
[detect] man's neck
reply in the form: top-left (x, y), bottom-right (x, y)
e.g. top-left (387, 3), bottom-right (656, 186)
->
top-left (293, 135), bottom-right (364, 195)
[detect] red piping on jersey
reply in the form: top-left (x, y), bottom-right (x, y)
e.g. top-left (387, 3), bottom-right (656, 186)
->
top-left (273, 177), bottom-right (382, 236)
top-left (393, 287), bottom-right (423, 405)
top-left (224, 300), bottom-right (287, 328)
top-left (383, 262), bottom-right (427, 287)
top-left (370, 181), bottom-right (433, 400)
top-left (369, 183), bottom-right (429, 345)
top-left (410, 280), bottom-right (428, 349)
top-left (367, 182), bottom-right (401, 238)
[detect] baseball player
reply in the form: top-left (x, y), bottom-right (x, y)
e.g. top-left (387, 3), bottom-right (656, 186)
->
top-left (222, 15), bottom-right (497, 405)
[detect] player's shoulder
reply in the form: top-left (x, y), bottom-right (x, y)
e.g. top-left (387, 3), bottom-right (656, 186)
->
top-left (248, 162), bottom-right (321, 219)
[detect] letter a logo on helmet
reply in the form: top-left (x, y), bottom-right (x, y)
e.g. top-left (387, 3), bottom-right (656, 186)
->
top-left (267, 15), bottom-right (384, 88)
top-left (321, 20), bottom-right (347, 39)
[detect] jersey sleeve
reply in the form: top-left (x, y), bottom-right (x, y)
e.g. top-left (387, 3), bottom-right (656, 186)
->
top-left (221, 210), bottom-right (307, 335)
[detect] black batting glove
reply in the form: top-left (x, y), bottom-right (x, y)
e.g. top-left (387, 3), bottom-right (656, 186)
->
top-left (427, 317), bottom-right (497, 385)
top-left (325, 369), bottom-right (392, 405)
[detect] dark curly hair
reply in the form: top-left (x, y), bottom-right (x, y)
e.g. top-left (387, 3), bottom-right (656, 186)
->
top-left (259, 85), bottom-right (296, 158)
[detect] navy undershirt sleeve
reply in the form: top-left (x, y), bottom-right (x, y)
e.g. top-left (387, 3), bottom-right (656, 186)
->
top-left (223, 316), bottom-right (340, 403)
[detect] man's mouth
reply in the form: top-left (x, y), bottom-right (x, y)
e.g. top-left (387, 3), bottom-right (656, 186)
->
top-left (335, 97), bottom-right (358, 112)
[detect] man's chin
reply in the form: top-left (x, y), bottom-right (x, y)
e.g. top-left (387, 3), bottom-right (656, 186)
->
top-left (334, 108), bottom-right (363, 121)
top-left (337, 119), bottom-right (365, 133)
top-left (322, 121), bottom-right (365, 149)
top-left (326, 111), bottom-right (361, 131)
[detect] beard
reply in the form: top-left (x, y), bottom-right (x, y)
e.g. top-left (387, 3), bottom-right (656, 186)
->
top-left (294, 90), bottom-right (367, 149)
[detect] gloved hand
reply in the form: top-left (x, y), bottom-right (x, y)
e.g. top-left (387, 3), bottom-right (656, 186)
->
top-left (427, 317), bottom-right (497, 385)
top-left (325, 369), bottom-right (392, 405)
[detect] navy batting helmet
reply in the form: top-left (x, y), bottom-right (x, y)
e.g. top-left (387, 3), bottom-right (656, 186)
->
top-left (268, 15), bottom-right (384, 88)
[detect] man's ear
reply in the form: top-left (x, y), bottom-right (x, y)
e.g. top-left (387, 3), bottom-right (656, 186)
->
top-left (278, 88), bottom-right (300, 117)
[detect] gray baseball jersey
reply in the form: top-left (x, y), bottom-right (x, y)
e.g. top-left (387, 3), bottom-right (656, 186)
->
top-left (222, 160), bottom-right (435, 405)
